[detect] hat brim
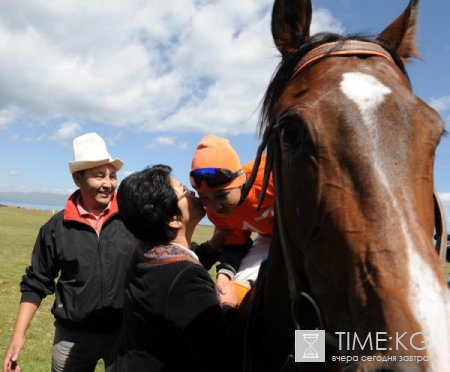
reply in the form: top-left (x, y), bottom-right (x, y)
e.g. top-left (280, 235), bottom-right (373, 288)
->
top-left (69, 158), bottom-right (124, 174)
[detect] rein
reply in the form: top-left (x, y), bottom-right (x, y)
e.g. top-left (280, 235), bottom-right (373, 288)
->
top-left (272, 137), bottom-right (339, 348)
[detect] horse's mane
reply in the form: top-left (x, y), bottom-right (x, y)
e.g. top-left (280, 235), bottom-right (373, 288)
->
top-left (241, 32), bottom-right (410, 205)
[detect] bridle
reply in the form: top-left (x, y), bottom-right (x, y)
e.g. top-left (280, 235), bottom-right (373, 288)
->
top-left (291, 40), bottom-right (412, 89)
top-left (244, 39), bottom-right (448, 371)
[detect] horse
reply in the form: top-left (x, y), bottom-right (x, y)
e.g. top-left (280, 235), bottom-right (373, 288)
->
top-left (242, 0), bottom-right (450, 371)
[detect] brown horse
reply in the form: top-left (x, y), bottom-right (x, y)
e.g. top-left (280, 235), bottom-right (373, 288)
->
top-left (242, 0), bottom-right (450, 371)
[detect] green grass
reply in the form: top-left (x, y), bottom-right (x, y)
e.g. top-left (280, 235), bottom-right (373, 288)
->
top-left (0, 206), bottom-right (214, 371)
top-left (0, 207), bottom-right (56, 371)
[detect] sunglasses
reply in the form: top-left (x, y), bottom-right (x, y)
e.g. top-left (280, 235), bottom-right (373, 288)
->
top-left (189, 168), bottom-right (244, 189)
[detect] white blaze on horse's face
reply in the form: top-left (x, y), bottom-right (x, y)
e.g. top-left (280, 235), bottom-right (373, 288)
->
top-left (339, 71), bottom-right (397, 204)
top-left (339, 71), bottom-right (395, 192)
top-left (340, 72), bottom-right (391, 126)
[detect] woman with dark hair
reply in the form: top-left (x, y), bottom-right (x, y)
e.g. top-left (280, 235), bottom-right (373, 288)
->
top-left (112, 165), bottom-right (242, 372)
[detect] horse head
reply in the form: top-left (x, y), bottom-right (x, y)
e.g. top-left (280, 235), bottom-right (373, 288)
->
top-left (248, 0), bottom-right (450, 370)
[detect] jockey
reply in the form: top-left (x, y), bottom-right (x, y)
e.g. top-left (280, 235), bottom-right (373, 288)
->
top-left (190, 134), bottom-right (275, 303)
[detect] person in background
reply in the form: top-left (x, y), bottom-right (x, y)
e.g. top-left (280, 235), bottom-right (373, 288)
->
top-left (190, 134), bottom-right (275, 303)
top-left (3, 133), bottom-right (137, 372)
top-left (111, 165), bottom-right (242, 372)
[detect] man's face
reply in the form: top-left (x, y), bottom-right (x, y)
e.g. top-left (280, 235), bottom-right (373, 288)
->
top-left (73, 164), bottom-right (118, 214)
top-left (197, 187), bottom-right (242, 217)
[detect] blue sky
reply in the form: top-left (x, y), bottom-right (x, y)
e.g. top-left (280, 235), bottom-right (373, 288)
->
top-left (1, 1), bottom-right (450, 224)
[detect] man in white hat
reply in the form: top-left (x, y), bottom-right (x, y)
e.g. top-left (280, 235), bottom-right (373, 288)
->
top-left (3, 133), bottom-right (137, 372)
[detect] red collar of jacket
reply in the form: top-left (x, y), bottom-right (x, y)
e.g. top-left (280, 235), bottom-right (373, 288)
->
top-left (63, 190), bottom-right (119, 225)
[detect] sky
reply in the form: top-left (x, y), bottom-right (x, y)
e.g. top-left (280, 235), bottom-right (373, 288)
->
top-left (1, 0), bottom-right (450, 225)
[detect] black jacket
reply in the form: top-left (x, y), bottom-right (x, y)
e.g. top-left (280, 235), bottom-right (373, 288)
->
top-left (112, 248), bottom-right (243, 372)
top-left (20, 191), bottom-right (137, 332)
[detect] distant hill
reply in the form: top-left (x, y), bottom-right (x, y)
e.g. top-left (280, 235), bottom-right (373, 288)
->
top-left (0, 192), bottom-right (69, 205)
top-left (0, 192), bottom-right (214, 226)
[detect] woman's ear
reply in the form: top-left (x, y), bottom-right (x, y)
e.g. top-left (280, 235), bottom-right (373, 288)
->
top-left (168, 215), bottom-right (183, 229)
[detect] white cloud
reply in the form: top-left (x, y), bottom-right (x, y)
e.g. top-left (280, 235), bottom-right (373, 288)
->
top-left (150, 136), bottom-right (175, 146)
top-left (147, 136), bottom-right (188, 150)
top-left (25, 134), bottom-right (46, 143)
top-left (105, 132), bottom-right (123, 147)
top-left (439, 193), bottom-right (450, 204)
top-left (52, 121), bottom-right (82, 143)
top-left (8, 170), bottom-right (21, 177)
top-left (0, 105), bottom-right (20, 130)
top-left (311, 8), bottom-right (345, 34)
top-left (121, 170), bottom-right (135, 178)
top-left (429, 96), bottom-right (450, 113)
top-left (0, 1), bottom-right (344, 135)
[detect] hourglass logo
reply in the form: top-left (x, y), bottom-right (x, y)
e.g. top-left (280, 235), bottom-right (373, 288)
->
top-left (295, 330), bottom-right (325, 362)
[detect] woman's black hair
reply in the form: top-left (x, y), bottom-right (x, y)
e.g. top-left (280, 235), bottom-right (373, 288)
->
top-left (117, 164), bottom-right (182, 245)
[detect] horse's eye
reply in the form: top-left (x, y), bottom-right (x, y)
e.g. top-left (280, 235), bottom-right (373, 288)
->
top-left (278, 116), bottom-right (309, 152)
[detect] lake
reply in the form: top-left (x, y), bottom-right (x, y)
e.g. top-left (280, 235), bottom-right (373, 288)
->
top-left (0, 199), bottom-right (65, 212)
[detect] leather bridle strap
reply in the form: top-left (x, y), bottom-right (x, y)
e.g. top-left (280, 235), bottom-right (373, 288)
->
top-left (292, 40), bottom-right (411, 90)
top-left (273, 139), bottom-right (339, 348)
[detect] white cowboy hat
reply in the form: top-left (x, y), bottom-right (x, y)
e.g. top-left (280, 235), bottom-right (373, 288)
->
top-left (68, 132), bottom-right (124, 174)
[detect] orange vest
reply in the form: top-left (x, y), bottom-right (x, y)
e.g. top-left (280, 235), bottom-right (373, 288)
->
top-left (206, 155), bottom-right (274, 245)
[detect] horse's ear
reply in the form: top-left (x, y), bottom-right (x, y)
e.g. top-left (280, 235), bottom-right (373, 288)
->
top-left (271, 0), bottom-right (312, 57)
top-left (376, 0), bottom-right (421, 63)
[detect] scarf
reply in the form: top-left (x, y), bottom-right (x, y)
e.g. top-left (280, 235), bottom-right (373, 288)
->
top-left (141, 242), bottom-right (200, 266)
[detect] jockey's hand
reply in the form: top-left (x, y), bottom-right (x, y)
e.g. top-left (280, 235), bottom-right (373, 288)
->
top-left (216, 273), bottom-right (232, 295)
top-left (219, 279), bottom-right (239, 308)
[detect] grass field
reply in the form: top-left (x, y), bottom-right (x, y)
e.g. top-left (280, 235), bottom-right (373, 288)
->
top-left (0, 206), bottom-right (214, 371)
top-left (1, 206), bottom-right (449, 371)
